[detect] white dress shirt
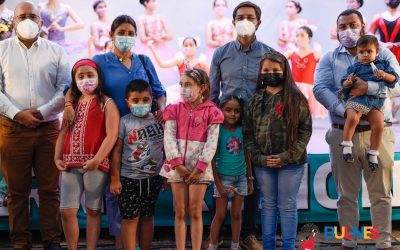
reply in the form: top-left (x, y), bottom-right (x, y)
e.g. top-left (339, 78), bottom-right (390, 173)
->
top-left (0, 36), bottom-right (70, 122)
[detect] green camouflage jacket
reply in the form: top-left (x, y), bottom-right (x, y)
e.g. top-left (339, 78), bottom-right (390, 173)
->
top-left (243, 89), bottom-right (312, 166)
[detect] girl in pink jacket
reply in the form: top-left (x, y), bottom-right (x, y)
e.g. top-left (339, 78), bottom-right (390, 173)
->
top-left (160, 68), bottom-right (223, 250)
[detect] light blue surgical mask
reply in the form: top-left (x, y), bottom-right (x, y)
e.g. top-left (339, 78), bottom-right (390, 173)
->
top-left (114, 35), bottom-right (136, 52)
top-left (131, 103), bottom-right (151, 117)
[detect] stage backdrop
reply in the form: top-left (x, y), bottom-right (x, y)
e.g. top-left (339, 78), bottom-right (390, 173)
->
top-left (0, 154), bottom-right (399, 230)
top-left (7, 0), bottom-right (387, 56)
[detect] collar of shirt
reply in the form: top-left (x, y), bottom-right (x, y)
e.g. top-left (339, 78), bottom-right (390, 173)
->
top-left (14, 36), bottom-right (41, 49)
top-left (234, 37), bottom-right (259, 52)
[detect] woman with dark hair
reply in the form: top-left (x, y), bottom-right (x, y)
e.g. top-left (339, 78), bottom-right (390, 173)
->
top-left (277, 0), bottom-right (316, 53)
top-left (89, 0), bottom-right (111, 55)
top-left (244, 51), bottom-right (312, 250)
top-left (63, 14), bottom-right (166, 250)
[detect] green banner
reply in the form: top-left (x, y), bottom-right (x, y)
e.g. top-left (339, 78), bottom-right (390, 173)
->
top-left (1, 153), bottom-right (399, 230)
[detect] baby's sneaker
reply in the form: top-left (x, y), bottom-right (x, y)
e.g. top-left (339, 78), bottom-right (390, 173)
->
top-left (368, 150), bottom-right (379, 172)
top-left (340, 141), bottom-right (354, 163)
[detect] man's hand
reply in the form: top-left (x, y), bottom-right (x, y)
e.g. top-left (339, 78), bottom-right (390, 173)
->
top-left (14, 109), bottom-right (42, 128)
top-left (349, 77), bottom-right (368, 100)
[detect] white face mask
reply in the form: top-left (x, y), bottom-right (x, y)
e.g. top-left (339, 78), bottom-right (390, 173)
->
top-left (16, 19), bottom-right (40, 40)
top-left (235, 19), bottom-right (256, 37)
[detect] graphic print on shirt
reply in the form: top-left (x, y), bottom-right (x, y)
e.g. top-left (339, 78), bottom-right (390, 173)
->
top-left (125, 123), bottom-right (164, 175)
top-left (226, 135), bottom-right (241, 155)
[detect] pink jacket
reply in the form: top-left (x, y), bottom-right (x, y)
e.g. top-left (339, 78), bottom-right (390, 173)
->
top-left (160, 100), bottom-right (224, 182)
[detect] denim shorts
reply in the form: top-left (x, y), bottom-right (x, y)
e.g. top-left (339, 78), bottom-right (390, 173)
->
top-left (213, 174), bottom-right (247, 198)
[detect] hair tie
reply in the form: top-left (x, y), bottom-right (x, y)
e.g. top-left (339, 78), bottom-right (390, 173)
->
top-left (72, 59), bottom-right (98, 72)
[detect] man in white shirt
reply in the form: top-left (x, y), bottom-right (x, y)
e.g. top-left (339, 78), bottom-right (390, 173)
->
top-left (0, 2), bottom-right (70, 249)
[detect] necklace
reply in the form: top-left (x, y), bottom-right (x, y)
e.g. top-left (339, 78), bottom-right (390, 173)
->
top-left (115, 52), bottom-right (131, 62)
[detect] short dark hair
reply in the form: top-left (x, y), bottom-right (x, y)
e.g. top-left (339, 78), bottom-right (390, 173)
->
top-left (139, 0), bottom-right (150, 6)
top-left (357, 0), bottom-right (364, 8)
top-left (357, 35), bottom-right (379, 50)
top-left (125, 79), bottom-right (152, 98)
top-left (182, 36), bottom-right (197, 46)
top-left (232, 1), bottom-right (261, 21)
top-left (93, 0), bottom-right (105, 11)
top-left (111, 15), bottom-right (137, 35)
top-left (336, 9), bottom-right (364, 26)
top-left (289, 0), bottom-right (302, 14)
top-left (298, 26), bottom-right (313, 38)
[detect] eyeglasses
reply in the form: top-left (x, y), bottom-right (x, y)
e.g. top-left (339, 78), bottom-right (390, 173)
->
top-left (15, 14), bottom-right (40, 22)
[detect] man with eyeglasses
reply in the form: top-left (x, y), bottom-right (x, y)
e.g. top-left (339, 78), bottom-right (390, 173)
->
top-left (209, 1), bottom-right (273, 250)
top-left (0, 2), bottom-right (70, 249)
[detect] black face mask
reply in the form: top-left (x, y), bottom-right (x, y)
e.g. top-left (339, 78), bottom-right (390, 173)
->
top-left (387, 0), bottom-right (400, 8)
top-left (261, 73), bottom-right (284, 87)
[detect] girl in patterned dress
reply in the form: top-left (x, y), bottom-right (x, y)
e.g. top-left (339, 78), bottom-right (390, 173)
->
top-left (54, 59), bottom-right (119, 250)
top-left (160, 68), bottom-right (224, 250)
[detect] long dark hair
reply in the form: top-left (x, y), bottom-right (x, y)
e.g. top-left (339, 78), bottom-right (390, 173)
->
top-left (70, 59), bottom-right (106, 107)
top-left (219, 95), bottom-right (244, 126)
top-left (256, 51), bottom-right (309, 155)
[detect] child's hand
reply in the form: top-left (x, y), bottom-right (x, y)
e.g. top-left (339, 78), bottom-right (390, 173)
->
top-left (343, 73), bottom-right (356, 87)
top-left (82, 159), bottom-right (99, 171)
top-left (110, 180), bottom-right (122, 196)
top-left (247, 180), bottom-right (254, 195)
top-left (266, 155), bottom-right (283, 168)
top-left (55, 159), bottom-right (67, 171)
top-left (176, 165), bottom-right (190, 180)
top-left (62, 106), bottom-right (75, 131)
top-left (374, 69), bottom-right (386, 79)
top-left (186, 168), bottom-right (203, 184)
top-left (216, 183), bottom-right (228, 197)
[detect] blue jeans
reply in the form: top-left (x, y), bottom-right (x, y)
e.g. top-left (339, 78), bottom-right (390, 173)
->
top-left (254, 164), bottom-right (305, 250)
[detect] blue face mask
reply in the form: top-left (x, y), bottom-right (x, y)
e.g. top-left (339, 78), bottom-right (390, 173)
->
top-left (114, 35), bottom-right (136, 52)
top-left (131, 103), bottom-right (151, 117)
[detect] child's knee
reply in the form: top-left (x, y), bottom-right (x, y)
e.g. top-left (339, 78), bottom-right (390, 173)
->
top-left (61, 208), bottom-right (77, 219)
top-left (175, 207), bottom-right (187, 220)
top-left (230, 211), bottom-right (241, 222)
top-left (86, 207), bottom-right (101, 216)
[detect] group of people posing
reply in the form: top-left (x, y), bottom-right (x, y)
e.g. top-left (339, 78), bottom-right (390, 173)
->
top-left (0, 1), bottom-right (400, 250)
